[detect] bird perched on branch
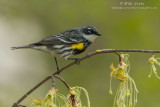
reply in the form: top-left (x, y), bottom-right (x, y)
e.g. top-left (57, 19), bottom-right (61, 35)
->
top-left (12, 26), bottom-right (101, 70)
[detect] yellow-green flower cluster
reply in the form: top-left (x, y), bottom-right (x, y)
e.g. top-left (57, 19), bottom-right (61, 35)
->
top-left (67, 86), bottom-right (90, 107)
top-left (148, 55), bottom-right (160, 79)
top-left (29, 86), bottom-right (90, 107)
top-left (29, 88), bottom-right (67, 107)
top-left (110, 62), bottom-right (129, 82)
top-left (109, 54), bottom-right (138, 107)
top-left (113, 77), bottom-right (138, 107)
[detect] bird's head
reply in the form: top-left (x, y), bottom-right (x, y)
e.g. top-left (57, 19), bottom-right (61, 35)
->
top-left (80, 26), bottom-right (101, 42)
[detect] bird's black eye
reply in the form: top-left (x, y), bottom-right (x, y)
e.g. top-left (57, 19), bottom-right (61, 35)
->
top-left (87, 28), bottom-right (93, 34)
top-left (83, 28), bottom-right (94, 35)
top-left (82, 26), bottom-right (101, 36)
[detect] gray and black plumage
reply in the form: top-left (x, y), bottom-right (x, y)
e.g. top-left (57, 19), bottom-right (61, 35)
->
top-left (12, 26), bottom-right (101, 69)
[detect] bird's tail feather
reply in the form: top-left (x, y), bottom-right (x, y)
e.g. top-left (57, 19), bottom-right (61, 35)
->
top-left (11, 45), bottom-right (33, 50)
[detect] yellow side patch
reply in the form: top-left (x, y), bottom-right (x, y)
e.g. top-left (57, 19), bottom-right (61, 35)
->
top-left (71, 43), bottom-right (84, 50)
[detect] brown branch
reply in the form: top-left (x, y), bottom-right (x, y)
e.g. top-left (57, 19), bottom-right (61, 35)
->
top-left (51, 75), bottom-right (55, 89)
top-left (12, 49), bottom-right (160, 107)
top-left (54, 75), bottom-right (77, 107)
top-left (54, 75), bottom-right (71, 90)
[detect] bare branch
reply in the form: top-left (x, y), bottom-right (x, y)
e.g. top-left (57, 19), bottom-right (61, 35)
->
top-left (12, 76), bottom-right (51, 107)
top-left (54, 75), bottom-right (71, 90)
top-left (12, 49), bottom-right (160, 107)
top-left (50, 75), bottom-right (55, 89)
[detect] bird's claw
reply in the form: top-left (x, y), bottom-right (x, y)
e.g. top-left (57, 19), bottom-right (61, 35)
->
top-left (75, 58), bottom-right (80, 65)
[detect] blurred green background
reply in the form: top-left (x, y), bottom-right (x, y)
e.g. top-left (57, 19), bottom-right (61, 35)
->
top-left (0, 0), bottom-right (160, 107)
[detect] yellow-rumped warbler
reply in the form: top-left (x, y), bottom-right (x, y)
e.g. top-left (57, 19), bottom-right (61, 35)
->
top-left (12, 26), bottom-right (101, 70)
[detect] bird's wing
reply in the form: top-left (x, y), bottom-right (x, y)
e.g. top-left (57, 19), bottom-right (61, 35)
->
top-left (34, 29), bottom-right (85, 45)
top-left (56, 29), bottom-right (85, 43)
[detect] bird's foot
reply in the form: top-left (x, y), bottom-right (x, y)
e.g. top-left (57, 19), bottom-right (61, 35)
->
top-left (75, 58), bottom-right (80, 65)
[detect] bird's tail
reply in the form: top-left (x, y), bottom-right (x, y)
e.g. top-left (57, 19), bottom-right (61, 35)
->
top-left (11, 44), bottom-right (33, 50)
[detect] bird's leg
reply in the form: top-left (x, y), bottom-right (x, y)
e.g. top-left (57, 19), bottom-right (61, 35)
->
top-left (54, 57), bottom-right (59, 71)
top-left (68, 58), bottom-right (80, 65)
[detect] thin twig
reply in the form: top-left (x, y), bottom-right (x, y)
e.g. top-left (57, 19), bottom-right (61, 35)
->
top-left (54, 75), bottom-right (71, 90)
top-left (53, 75), bottom-right (75, 106)
top-left (12, 49), bottom-right (160, 107)
top-left (12, 76), bottom-right (51, 107)
top-left (51, 75), bottom-right (55, 89)
top-left (115, 52), bottom-right (123, 65)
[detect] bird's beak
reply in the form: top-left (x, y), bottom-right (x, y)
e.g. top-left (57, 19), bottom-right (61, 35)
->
top-left (96, 33), bottom-right (101, 36)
